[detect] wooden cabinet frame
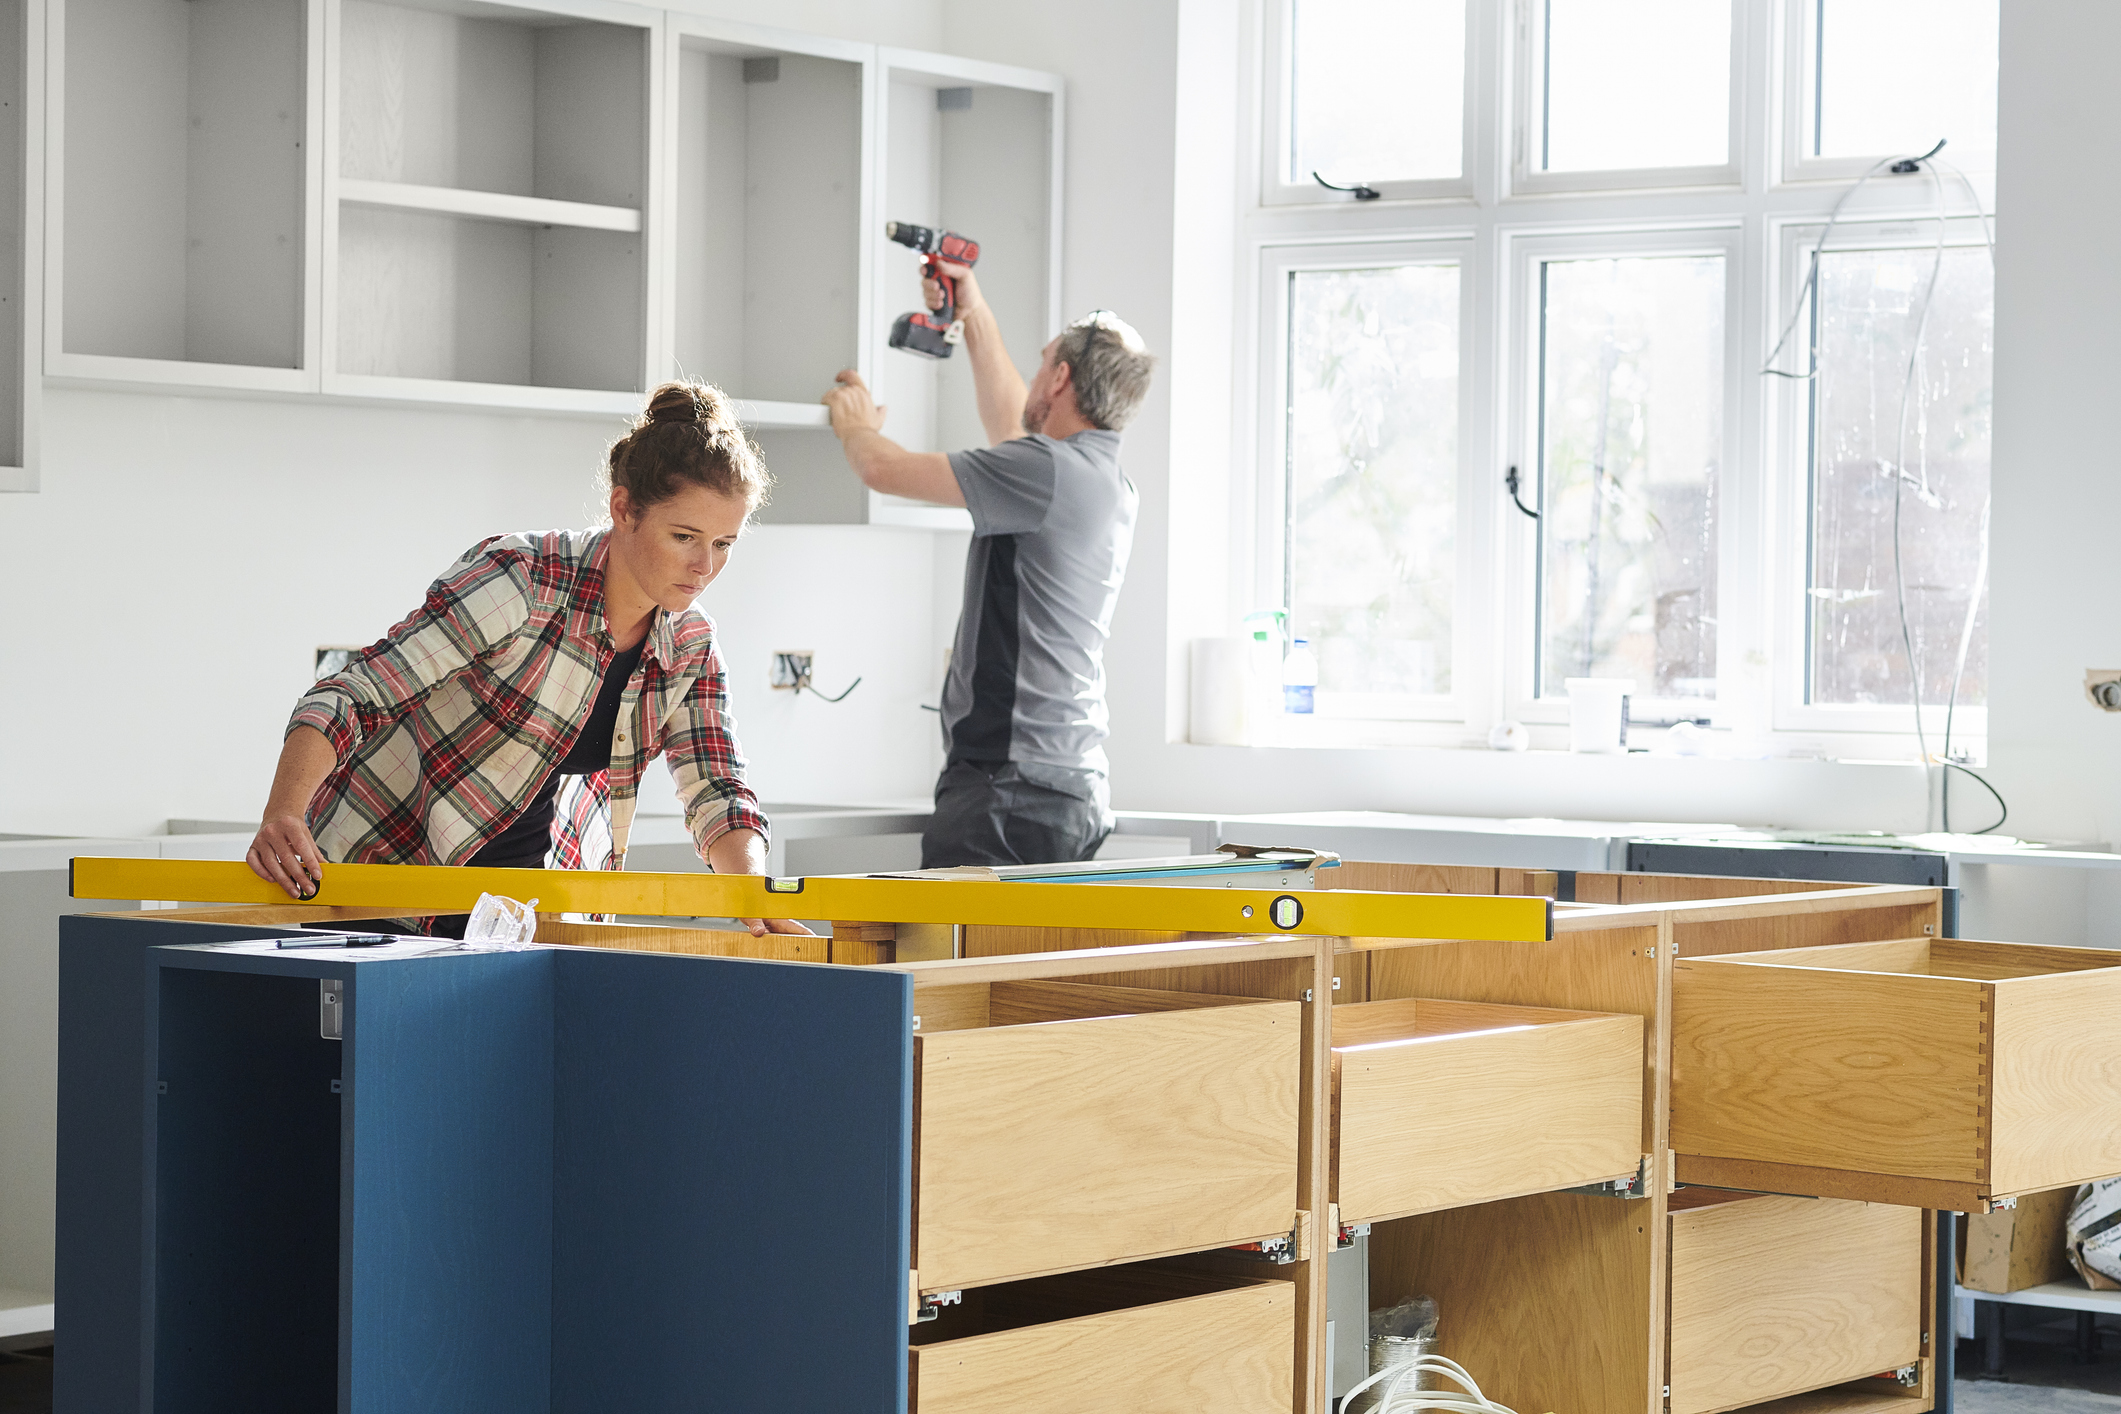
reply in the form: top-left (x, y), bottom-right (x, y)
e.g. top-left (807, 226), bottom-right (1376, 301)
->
top-left (59, 858), bottom-right (2002, 1414)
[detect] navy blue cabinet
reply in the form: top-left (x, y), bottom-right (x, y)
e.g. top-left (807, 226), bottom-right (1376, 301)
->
top-left (57, 916), bottom-right (913, 1413)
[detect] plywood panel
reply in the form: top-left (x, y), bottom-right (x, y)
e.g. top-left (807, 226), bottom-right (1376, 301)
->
top-left (985, 980), bottom-right (1261, 1027)
top-left (1673, 901), bottom-right (1940, 959)
top-left (1368, 927), bottom-right (1663, 1152)
top-left (911, 1280), bottom-right (1293, 1414)
top-left (962, 924), bottom-right (1191, 957)
top-left (1990, 966), bottom-right (2121, 1194)
top-left (1671, 959), bottom-right (1989, 1181)
top-left (915, 1001), bottom-right (1301, 1291)
top-left (1369, 1191), bottom-right (1655, 1414)
top-left (1334, 1005), bottom-right (1642, 1221)
top-left (1319, 863), bottom-right (1502, 895)
top-left (1668, 1197), bottom-right (1922, 1414)
top-left (535, 918), bottom-right (822, 962)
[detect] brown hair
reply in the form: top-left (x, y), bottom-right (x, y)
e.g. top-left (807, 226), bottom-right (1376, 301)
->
top-left (603, 381), bottom-right (773, 512)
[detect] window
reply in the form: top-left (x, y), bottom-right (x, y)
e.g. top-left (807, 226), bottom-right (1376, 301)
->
top-left (1247, 0), bottom-right (1998, 756)
top-left (1290, 0), bottom-right (1465, 186)
top-left (1284, 258), bottom-right (1461, 708)
top-left (1537, 0), bottom-right (1733, 175)
top-left (1537, 253), bottom-right (1725, 717)
top-left (1787, 0), bottom-right (1999, 178)
top-left (1804, 237), bottom-right (1993, 711)
top-left (1266, 0), bottom-right (1472, 203)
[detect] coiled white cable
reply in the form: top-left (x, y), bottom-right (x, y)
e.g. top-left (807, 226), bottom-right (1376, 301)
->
top-left (1340, 1354), bottom-right (1522, 1414)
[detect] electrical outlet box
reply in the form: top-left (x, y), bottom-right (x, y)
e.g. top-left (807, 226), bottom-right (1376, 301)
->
top-left (2087, 670), bottom-right (2121, 712)
top-left (771, 652), bottom-right (814, 691)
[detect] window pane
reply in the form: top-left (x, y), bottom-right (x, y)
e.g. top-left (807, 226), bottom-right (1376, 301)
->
top-left (1538, 256), bottom-right (1724, 705)
top-left (1292, 0), bottom-right (1465, 185)
top-left (1543, 0), bottom-right (1730, 171)
top-left (1816, 0), bottom-right (1998, 159)
top-left (1287, 264), bottom-right (1458, 698)
top-left (1809, 245), bottom-right (1992, 708)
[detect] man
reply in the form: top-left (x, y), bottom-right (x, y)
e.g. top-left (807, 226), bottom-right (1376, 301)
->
top-left (823, 262), bottom-right (1154, 868)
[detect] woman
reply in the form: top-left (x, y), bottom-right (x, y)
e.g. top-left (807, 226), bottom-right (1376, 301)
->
top-left (246, 382), bottom-right (804, 938)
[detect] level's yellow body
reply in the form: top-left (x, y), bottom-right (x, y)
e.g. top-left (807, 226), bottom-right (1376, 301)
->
top-left (69, 856), bottom-right (1550, 941)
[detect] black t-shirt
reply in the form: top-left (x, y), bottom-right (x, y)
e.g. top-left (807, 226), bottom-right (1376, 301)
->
top-left (466, 634), bottom-right (648, 871)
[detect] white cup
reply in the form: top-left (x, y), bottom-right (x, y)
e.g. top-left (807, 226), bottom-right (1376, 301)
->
top-left (1565, 678), bottom-right (1635, 754)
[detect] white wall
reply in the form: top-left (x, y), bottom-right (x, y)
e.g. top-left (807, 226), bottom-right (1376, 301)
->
top-left (1984, 0), bottom-right (2121, 848)
top-left (2, 0), bottom-right (2105, 859)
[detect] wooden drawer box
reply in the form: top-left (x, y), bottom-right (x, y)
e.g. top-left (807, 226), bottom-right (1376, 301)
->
top-left (910, 1268), bottom-right (1295, 1413)
top-left (1331, 998), bottom-right (1642, 1221)
top-left (913, 981), bottom-right (1301, 1294)
top-left (1668, 1192), bottom-right (1923, 1414)
top-left (1673, 937), bottom-right (2121, 1208)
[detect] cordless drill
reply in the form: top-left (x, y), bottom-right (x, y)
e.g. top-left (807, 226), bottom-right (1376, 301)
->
top-left (886, 221), bottom-right (981, 358)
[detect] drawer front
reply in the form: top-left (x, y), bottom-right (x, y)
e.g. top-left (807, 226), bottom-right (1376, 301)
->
top-left (1335, 1013), bottom-right (1642, 1221)
top-left (1668, 1196), bottom-right (1922, 1414)
top-left (1675, 941), bottom-right (2121, 1206)
top-left (916, 1001), bottom-right (1302, 1292)
top-left (911, 1282), bottom-right (1295, 1414)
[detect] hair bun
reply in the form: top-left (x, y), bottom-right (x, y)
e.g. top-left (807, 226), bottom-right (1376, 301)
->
top-left (644, 381), bottom-right (735, 432)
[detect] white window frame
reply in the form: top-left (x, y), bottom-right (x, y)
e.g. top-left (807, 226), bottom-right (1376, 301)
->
top-left (1256, 237), bottom-right (1479, 735)
top-left (1777, 0), bottom-right (2000, 186)
top-left (1498, 223), bottom-right (1747, 731)
top-left (1511, 0), bottom-right (1748, 196)
top-left (1235, 0), bottom-right (1998, 760)
top-left (1767, 210), bottom-right (1998, 742)
top-left (1258, 0), bottom-right (1480, 207)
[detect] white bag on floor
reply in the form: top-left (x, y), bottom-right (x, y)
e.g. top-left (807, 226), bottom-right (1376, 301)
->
top-left (2065, 1178), bottom-right (2121, 1289)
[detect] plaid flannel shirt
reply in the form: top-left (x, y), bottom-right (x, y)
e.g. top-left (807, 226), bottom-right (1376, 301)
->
top-left (290, 528), bottom-right (766, 873)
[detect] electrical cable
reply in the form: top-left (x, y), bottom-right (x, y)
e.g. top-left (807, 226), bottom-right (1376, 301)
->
top-left (1340, 1354), bottom-right (1521, 1414)
top-left (1766, 137), bottom-right (2008, 833)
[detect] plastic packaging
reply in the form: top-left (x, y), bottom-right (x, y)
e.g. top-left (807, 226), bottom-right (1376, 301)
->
top-left (1283, 638), bottom-right (1319, 714)
top-left (462, 893), bottom-right (540, 951)
top-left (1347, 1297), bottom-right (1440, 1414)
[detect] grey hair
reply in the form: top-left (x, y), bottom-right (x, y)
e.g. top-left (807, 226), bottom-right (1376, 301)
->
top-left (1054, 310), bottom-right (1156, 431)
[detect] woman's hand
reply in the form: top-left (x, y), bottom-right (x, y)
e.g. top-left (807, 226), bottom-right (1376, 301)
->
top-left (249, 813), bottom-right (324, 899)
top-left (248, 726), bottom-right (339, 898)
top-left (705, 827), bottom-right (818, 939)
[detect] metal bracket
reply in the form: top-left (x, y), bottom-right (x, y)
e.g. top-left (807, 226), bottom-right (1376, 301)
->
top-left (1234, 1222), bottom-right (1303, 1265)
top-left (1568, 1156), bottom-right (1653, 1200)
top-left (1986, 1195), bottom-right (2018, 1213)
top-left (913, 1290), bottom-right (962, 1323)
top-left (319, 979), bottom-right (343, 1040)
top-left (1336, 1220), bottom-right (1372, 1251)
top-left (1880, 1364), bottom-right (1919, 1388)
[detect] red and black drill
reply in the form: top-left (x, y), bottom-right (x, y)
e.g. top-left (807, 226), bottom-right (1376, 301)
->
top-left (886, 221), bottom-right (981, 359)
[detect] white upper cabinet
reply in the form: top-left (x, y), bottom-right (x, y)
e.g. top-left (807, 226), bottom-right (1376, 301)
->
top-left (47, 0), bottom-right (322, 392)
top-left (661, 18), bottom-right (869, 431)
top-left (30, 0), bottom-right (1060, 516)
top-left (0, 0), bottom-right (38, 490)
top-left (325, 0), bottom-right (657, 411)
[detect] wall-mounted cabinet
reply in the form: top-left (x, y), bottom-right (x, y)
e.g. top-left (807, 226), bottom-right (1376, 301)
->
top-left (855, 48), bottom-right (1059, 530)
top-left (30, 0), bottom-right (1059, 516)
top-left (662, 18), bottom-right (866, 429)
top-left (47, 0), bottom-right (320, 393)
top-left (325, 0), bottom-right (655, 412)
top-left (0, 0), bottom-right (39, 491)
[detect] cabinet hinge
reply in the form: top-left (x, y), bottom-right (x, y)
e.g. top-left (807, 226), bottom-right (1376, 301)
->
top-left (913, 1289), bottom-right (961, 1324)
top-left (1879, 1365), bottom-right (1919, 1388)
top-left (1568, 1155), bottom-right (1653, 1200)
top-left (1235, 1213), bottom-right (1310, 1264)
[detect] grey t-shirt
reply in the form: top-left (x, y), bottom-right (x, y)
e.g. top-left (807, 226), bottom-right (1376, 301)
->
top-left (942, 430), bottom-right (1138, 780)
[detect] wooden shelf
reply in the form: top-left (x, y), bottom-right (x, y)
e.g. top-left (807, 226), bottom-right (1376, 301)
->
top-left (338, 179), bottom-right (640, 234)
